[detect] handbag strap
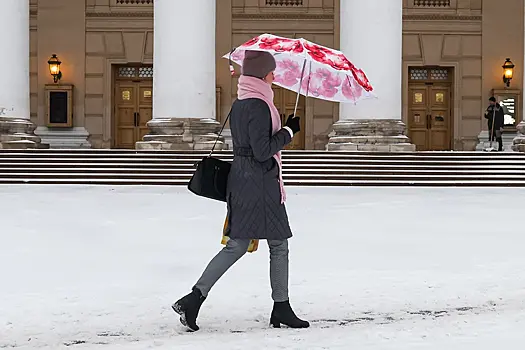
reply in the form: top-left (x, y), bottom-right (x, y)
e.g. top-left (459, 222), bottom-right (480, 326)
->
top-left (208, 108), bottom-right (232, 157)
top-left (209, 48), bottom-right (237, 158)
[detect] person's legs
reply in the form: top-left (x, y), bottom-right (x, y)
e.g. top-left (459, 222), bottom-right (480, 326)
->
top-left (267, 239), bottom-right (309, 329)
top-left (194, 238), bottom-right (250, 296)
top-left (173, 238), bottom-right (250, 331)
top-left (496, 130), bottom-right (503, 151)
top-left (268, 239), bottom-right (289, 302)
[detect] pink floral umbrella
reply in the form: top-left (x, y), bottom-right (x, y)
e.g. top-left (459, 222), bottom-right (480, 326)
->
top-left (224, 34), bottom-right (375, 115)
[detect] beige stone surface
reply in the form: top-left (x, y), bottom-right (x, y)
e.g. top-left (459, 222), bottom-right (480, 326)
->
top-left (136, 118), bottom-right (227, 151)
top-left (326, 119), bottom-right (416, 152)
top-left (0, 117), bottom-right (46, 149)
top-left (18, 0), bottom-right (523, 150)
top-left (512, 121), bottom-right (525, 152)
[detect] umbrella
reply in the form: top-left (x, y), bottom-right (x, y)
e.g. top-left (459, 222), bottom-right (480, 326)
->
top-left (223, 33), bottom-right (375, 117)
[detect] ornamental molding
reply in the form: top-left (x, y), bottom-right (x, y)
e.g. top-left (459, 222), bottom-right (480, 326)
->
top-left (85, 11), bottom-right (476, 21)
top-left (403, 14), bottom-right (481, 21)
top-left (86, 11), bottom-right (152, 18)
top-left (232, 13), bottom-right (333, 20)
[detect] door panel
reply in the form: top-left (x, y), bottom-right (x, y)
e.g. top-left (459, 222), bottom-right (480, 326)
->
top-left (282, 89), bottom-right (305, 150)
top-left (429, 110), bottom-right (449, 150)
top-left (408, 85), bottom-right (429, 151)
top-left (115, 83), bottom-right (137, 149)
top-left (428, 86), bottom-right (450, 151)
top-left (137, 83), bottom-right (153, 142)
top-left (272, 86), bottom-right (306, 150)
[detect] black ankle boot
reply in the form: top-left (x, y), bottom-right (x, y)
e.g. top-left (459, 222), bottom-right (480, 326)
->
top-left (270, 300), bottom-right (310, 329)
top-left (172, 287), bottom-right (206, 331)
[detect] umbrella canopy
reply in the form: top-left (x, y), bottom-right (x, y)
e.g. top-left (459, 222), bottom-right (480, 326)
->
top-left (224, 34), bottom-right (375, 104)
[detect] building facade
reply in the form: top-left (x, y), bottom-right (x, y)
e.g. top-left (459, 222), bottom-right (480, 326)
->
top-left (1, 0), bottom-right (524, 151)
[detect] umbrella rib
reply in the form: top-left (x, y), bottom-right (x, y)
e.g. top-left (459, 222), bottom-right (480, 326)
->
top-left (346, 75), bottom-right (358, 106)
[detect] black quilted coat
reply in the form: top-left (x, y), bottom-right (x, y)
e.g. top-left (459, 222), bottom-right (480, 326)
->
top-left (225, 98), bottom-right (293, 240)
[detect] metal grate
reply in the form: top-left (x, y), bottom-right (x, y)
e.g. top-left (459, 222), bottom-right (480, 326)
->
top-left (429, 68), bottom-right (448, 80)
top-left (410, 68), bottom-right (428, 80)
top-left (138, 67), bottom-right (153, 78)
top-left (413, 0), bottom-right (450, 7)
top-left (118, 66), bottom-right (153, 79)
top-left (265, 0), bottom-right (303, 6)
top-left (115, 0), bottom-right (153, 4)
top-left (410, 68), bottom-right (450, 81)
top-left (118, 67), bottom-right (136, 78)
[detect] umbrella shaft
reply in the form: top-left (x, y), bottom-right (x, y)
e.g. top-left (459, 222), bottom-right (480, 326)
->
top-left (293, 59), bottom-right (308, 117)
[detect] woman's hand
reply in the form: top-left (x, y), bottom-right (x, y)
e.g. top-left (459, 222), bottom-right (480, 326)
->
top-left (285, 114), bottom-right (301, 134)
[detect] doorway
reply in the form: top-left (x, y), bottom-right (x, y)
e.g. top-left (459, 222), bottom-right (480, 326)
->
top-left (113, 65), bottom-right (153, 149)
top-left (407, 67), bottom-right (453, 151)
top-left (272, 87), bottom-right (306, 150)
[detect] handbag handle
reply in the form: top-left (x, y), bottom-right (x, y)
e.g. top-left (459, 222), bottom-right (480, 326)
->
top-left (209, 48), bottom-right (237, 158)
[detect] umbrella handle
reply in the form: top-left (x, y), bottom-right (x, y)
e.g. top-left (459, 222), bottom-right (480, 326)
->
top-left (293, 59), bottom-right (308, 118)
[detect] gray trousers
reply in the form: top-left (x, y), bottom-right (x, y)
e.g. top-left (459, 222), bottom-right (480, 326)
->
top-left (194, 238), bottom-right (289, 302)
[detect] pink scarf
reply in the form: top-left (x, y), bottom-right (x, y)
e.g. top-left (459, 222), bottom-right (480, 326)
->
top-left (237, 75), bottom-right (286, 204)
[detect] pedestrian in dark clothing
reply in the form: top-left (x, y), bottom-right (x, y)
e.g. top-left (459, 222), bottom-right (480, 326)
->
top-left (172, 50), bottom-right (309, 332)
top-left (485, 96), bottom-right (505, 151)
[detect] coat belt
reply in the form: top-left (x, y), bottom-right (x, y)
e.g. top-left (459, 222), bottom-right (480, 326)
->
top-left (233, 147), bottom-right (254, 157)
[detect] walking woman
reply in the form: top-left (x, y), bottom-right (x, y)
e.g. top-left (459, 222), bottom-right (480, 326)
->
top-left (172, 50), bottom-right (309, 331)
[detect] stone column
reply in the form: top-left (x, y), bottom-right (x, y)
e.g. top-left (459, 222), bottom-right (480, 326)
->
top-left (327, 0), bottom-right (415, 152)
top-left (0, 0), bottom-right (42, 149)
top-left (136, 0), bottom-right (225, 150)
top-left (512, 13), bottom-right (525, 152)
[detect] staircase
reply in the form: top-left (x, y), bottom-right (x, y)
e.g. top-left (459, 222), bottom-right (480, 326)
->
top-left (0, 149), bottom-right (524, 186)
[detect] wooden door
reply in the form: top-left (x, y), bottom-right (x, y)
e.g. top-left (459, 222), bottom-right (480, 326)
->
top-left (114, 81), bottom-right (153, 148)
top-left (407, 84), bottom-right (429, 151)
top-left (137, 83), bottom-right (153, 142)
top-left (272, 87), bottom-right (306, 150)
top-left (407, 83), bottom-right (451, 151)
top-left (428, 86), bottom-right (450, 151)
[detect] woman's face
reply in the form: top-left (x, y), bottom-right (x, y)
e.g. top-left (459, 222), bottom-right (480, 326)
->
top-left (263, 71), bottom-right (275, 85)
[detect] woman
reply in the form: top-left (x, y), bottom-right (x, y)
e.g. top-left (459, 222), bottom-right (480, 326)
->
top-left (172, 50), bottom-right (308, 332)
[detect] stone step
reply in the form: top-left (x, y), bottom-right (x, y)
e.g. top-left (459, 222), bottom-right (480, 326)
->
top-left (0, 150), bottom-right (523, 187)
top-left (0, 167), bottom-right (524, 175)
top-left (1, 178), bottom-right (524, 187)
top-left (0, 149), bottom-right (524, 157)
top-left (1, 158), bottom-right (523, 167)
top-left (0, 163), bottom-right (523, 170)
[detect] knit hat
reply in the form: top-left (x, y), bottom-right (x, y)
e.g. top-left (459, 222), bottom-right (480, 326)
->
top-left (241, 50), bottom-right (276, 79)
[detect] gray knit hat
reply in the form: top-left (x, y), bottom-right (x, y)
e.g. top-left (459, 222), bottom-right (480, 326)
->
top-left (241, 50), bottom-right (276, 79)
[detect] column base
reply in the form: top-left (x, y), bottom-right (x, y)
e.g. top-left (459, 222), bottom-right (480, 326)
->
top-left (0, 117), bottom-right (48, 149)
top-left (511, 121), bottom-right (525, 152)
top-left (35, 126), bottom-right (92, 149)
top-left (135, 118), bottom-right (228, 151)
top-left (326, 119), bottom-right (416, 152)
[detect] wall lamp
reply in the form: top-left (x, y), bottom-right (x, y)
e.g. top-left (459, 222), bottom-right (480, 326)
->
top-left (502, 58), bottom-right (514, 88)
top-left (48, 54), bottom-right (62, 83)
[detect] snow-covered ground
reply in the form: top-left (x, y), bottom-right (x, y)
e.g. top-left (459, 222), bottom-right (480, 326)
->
top-left (1, 185), bottom-right (524, 349)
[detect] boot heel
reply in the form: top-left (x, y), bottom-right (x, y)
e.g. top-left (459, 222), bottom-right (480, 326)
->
top-left (270, 316), bottom-right (281, 328)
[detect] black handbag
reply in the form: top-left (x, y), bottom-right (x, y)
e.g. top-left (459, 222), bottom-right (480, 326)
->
top-left (187, 111), bottom-right (231, 202)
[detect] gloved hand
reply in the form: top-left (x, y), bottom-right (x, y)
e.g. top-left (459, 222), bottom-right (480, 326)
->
top-left (285, 114), bottom-right (301, 134)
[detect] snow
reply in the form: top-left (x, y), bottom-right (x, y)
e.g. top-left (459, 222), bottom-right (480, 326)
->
top-left (1, 185), bottom-right (524, 349)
